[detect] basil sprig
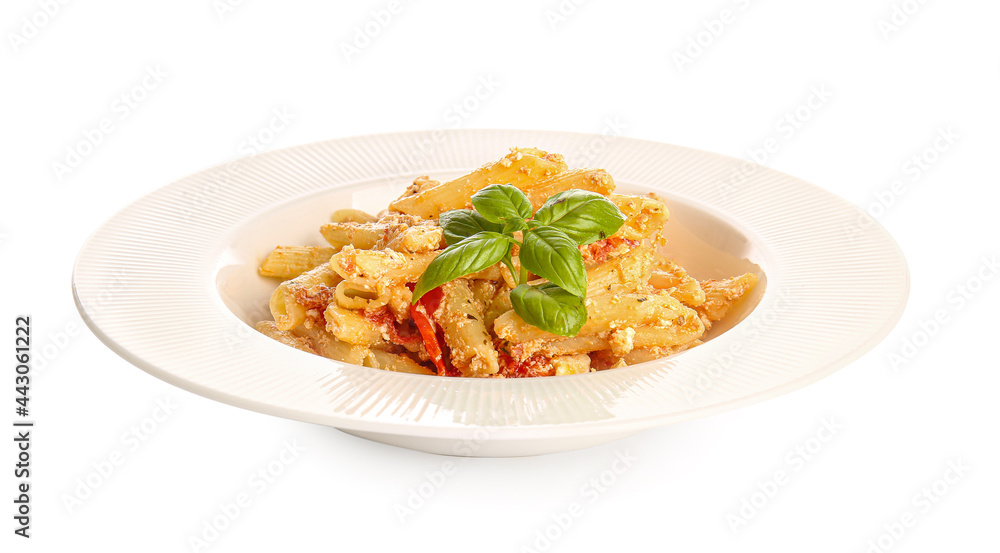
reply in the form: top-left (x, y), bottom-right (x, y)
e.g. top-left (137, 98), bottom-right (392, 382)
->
top-left (412, 184), bottom-right (625, 337)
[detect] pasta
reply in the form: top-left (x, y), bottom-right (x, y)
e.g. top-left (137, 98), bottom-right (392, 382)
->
top-left (389, 147), bottom-right (568, 218)
top-left (255, 147), bottom-right (759, 377)
top-left (320, 213), bottom-right (444, 253)
top-left (268, 262), bottom-right (341, 331)
top-left (258, 246), bottom-right (338, 279)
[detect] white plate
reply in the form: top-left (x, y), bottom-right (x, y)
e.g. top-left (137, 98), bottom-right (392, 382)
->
top-left (73, 130), bottom-right (908, 457)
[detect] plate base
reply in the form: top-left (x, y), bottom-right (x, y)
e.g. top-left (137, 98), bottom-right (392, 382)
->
top-left (337, 428), bottom-right (641, 457)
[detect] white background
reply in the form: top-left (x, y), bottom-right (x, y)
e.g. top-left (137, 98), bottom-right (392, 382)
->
top-left (3, 1), bottom-right (999, 551)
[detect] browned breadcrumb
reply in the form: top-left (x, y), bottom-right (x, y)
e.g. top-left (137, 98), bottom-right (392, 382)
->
top-left (400, 176), bottom-right (440, 198)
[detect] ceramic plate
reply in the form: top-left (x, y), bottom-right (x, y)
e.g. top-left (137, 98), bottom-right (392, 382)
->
top-left (73, 129), bottom-right (908, 456)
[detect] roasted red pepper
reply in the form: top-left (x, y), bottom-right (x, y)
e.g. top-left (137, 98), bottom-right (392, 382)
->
top-left (411, 287), bottom-right (445, 375)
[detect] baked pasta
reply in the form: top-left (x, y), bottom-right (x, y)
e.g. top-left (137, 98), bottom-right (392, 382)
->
top-left (255, 147), bottom-right (758, 377)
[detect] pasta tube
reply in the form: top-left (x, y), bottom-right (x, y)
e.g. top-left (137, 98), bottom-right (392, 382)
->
top-left (697, 273), bottom-right (759, 324)
top-left (324, 304), bottom-right (387, 347)
top-left (436, 279), bottom-right (499, 376)
top-left (495, 289), bottom-right (692, 343)
top-left (524, 169), bottom-right (615, 211)
top-left (258, 246), bottom-right (337, 279)
top-left (583, 244), bottom-right (654, 295)
top-left (291, 324), bottom-right (370, 365)
top-left (365, 350), bottom-right (436, 375)
top-left (611, 194), bottom-right (669, 242)
top-left (509, 312), bottom-right (705, 361)
top-left (650, 255), bottom-right (706, 307)
top-left (389, 147), bottom-right (568, 218)
top-left (269, 263), bottom-right (342, 331)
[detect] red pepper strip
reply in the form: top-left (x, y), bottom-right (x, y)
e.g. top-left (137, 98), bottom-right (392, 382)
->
top-left (411, 287), bottom-right (445, 374)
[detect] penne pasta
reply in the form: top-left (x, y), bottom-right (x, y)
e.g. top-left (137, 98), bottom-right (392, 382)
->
top-left (611, 194), bottom-right (669, 243)
top-left (583, 244), bottom-right (654, 295)
top-left (331, 208), bottom-right (376, 224)
top-left (524, 169), bottom-right (615, 210)
top-left (391, 175), bottom-right (441, 204)
top-left (324, 304), bottom-right (387, 347)
top-left (334, 280), bottom-right (388, 310)
top-left (291, 324), bottom-right (370, 365)
top-left (623, 341), bottom-right (702, 365)
top-left (435, 279), bottom-right (499, 376)
top-left (321, 213), bottom-right (443, 253)
top-left (331, 245), bottom-right (502, 289)
top-left (469, 279), bottom-right (499, 307)
top-left (508, 314), bottom-right (705, 361)
top-left (365, 349), bottom-right (436, 375)
top-left (388, 147), bottom-right (568, 218)
top-left (483, 287), bottom-right (512, 331)
top-left (495, 289), bottom-right (694, 343)
top-left (697, 273), bottom-right (759, 325)
top-left (269, 262), bottom-right (342, 331)
top-left (330, 246), bottom-right (438, 284)
top-left (650, 255), bottom-right (706, 307)
top-left (384, 284), bottom-right (414, 323)
top-left (551, 354), bottom-right (592, 376)
top-left (380, 223), bottom-right (444, 253)
top-left (258, 246), bottom-right (337, 279)
top-left (320, 222), bottom-right (382, 250)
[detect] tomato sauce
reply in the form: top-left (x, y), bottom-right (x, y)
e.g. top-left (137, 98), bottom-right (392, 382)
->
top-left (291, 284), bottom-right (336, 314)
top-left (364, 307), bottom-right (421, 347)
top-left (580, 236), bottom-right (640, 264)
top-left (496, 346), bottom-right (554, 378)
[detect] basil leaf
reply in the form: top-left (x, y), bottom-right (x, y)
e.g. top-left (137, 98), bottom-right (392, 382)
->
top-left (471, 184), bottom-right (532, 225)
top-left (502, 218), bottom-right (528, 234)
top-left (439, 209), bottom-right (502, 246)
top-left (510, 283), bottom-right (587, 337)
top-left (412, 232), bottom-right (511, 302)
top-left (519, 227), bottom-right (587, 297)
top-left (533, 189), bottom-right (626, 246)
